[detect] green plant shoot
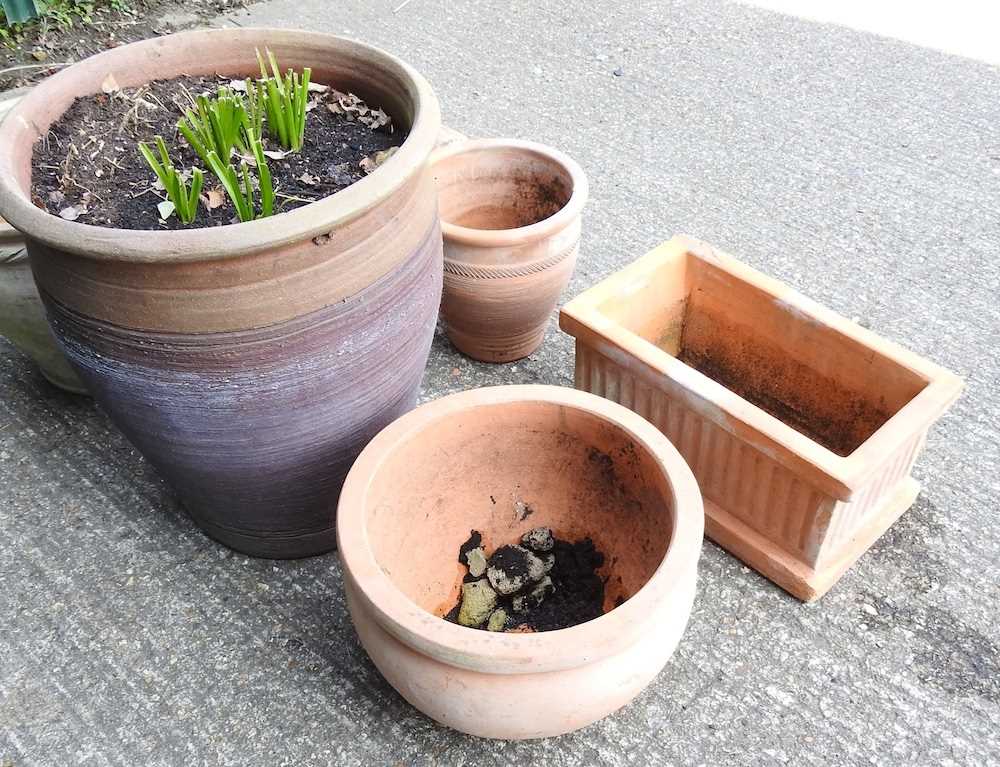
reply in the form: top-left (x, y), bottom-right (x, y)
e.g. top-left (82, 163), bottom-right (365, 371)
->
top-left (178, 87), bottom-right (252, 167)
top-left (138, 135), bottom-right (203, 224)
top-left (205, 141), bottom-right (273, 222)
top-left (256, 48), bottom-right (311, 151)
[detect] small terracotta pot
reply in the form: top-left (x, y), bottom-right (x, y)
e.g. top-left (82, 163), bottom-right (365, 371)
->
top-left (0, 29), bottom-right (443, 558)
top-left (432, 139), bottom-right (588, 363)
top-left (337, 385), bottom-right (703, 739)
top-left (561, 235), bottom-right (964, 601)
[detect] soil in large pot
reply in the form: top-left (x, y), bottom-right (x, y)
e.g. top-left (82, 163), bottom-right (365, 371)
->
top-left (31, 75), bottom-right (404, 229)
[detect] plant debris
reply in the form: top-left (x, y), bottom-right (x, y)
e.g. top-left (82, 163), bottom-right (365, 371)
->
top-left (30, 74), bottom-right (405, 230)
top-left (445, 526), bottom-right (608, 632)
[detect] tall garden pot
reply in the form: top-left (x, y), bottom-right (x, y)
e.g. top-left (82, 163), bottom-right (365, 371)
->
top-left (561, 235), bottom-right (963, 601)
top-left (0, 29), bottom-right (444, 558)
top-left (432, 139), bottom-right (587, 363)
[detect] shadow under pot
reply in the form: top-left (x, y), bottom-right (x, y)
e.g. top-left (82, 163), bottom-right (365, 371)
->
top-left (432, 139), bottom-right (588, 363)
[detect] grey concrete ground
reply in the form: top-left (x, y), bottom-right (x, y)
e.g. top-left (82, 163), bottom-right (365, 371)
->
top-left (2, 0), bottom-right (999, 764)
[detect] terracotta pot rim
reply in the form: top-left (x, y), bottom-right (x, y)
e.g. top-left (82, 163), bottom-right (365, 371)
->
top-left (0, 28), bottom-right (440, 264)
top-left (431, 138), bottom-right (589, 250)
top-left (337, 384), bottom-right (704, 674)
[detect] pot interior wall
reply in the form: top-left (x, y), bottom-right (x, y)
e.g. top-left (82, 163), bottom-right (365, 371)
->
top-left (363, 402), bottom-right (674, 618)
top-left (435, 148), bottom-right (572, 231)
top-left (597, 252), bottom-right (929, 457)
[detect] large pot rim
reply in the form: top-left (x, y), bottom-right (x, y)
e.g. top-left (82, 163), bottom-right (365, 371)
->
top-left (337, 384), bottom-right (704, 675)
top-left (0, 28), bottom-right (440, 264)
top-left (430, 138), bottom-right (589, 249)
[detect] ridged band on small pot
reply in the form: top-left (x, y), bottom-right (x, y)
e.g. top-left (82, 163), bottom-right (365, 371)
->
top-left (432, 139), bottom-right (588, 363)
top-left (0, 29), bottom-right (444, 557)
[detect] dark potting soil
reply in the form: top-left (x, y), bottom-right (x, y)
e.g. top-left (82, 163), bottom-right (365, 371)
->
top-left (676, 347), bottom-right (883, 456)
top-left (30, 74), bottom-right (404, 230)
top-left (445, 528), bottom-right (607, 633)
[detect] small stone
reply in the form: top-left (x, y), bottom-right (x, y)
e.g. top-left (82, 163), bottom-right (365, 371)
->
top-left (612, 67), bottom-right (624, 77)
top-left (465, 547), bottom-right (487, 577)
top-left (487, 545), bottom-right (546, 595)
top-left (457, 580), bottom-right (497, 627)
top-left (486, 608), bottom-right (508, 632)
top-left (521, 526), bottom-right (554, 552)
top-left (861, 603), bottom-right (878, 617)
top-left (513, 576), bottom-right (554, 613)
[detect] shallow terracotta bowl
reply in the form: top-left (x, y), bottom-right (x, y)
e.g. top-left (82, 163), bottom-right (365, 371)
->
top-left (337, 385), bottom-right (703, 739)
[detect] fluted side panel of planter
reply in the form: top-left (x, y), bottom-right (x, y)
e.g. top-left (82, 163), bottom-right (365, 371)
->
top-left (818, 431), bottom-right (925, 562)
top-left (575, 342), bottom-right (835, 563)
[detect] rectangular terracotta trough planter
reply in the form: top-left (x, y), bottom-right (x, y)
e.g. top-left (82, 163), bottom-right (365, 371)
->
top-left (559, 235), bottom-right (963, 601)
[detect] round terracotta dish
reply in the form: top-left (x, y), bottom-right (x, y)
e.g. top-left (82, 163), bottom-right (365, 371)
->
top-left (0, 29), bottom-right (443, 558)
top-left (432, 139), bottom-right (588, 363)
top-left (337, 385), bottom-right (703, 739)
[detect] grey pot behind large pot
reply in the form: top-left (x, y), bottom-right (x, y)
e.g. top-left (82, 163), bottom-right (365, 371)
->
top-left (0, 86), bottom-right (87, 394)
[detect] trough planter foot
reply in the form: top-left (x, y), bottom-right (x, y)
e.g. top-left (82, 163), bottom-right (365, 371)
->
top-left (705, 476), bottom-right (920, 601)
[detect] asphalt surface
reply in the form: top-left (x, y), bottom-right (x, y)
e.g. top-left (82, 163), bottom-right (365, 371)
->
top-left (2, 1), bottom-right (999, 764)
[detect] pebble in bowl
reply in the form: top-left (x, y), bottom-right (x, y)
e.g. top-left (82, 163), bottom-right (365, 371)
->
top-left (336, 385), bottom-right (703, 739)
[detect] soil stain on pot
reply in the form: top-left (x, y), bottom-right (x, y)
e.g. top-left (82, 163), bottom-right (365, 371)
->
top-left (30, 75), bottom-right (404, 230)
top-left (445, 527), bottom-right (608, 632)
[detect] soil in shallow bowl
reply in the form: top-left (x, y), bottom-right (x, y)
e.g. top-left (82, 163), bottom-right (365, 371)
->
top-left (337, 385), bottom-right (704, 739)
top-left (31, 74), bottom-right (405, 229)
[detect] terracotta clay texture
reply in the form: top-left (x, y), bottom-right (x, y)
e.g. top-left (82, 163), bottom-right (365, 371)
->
top-left (561, 235), bottom-right (964, 601)
top-left (0, 29), bottom-right (443, 558)
top-left (432, 139), bottom-right (588, 362)
top-left (337, 385), bottom-right (703, 739)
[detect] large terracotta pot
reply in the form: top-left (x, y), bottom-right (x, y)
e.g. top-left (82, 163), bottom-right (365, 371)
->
top-left (0, 29), bottom-right (444, 558)
top-left (337, 385), bottom-right (703, 739)
top-left (432, 139), bottom-right (588, 363)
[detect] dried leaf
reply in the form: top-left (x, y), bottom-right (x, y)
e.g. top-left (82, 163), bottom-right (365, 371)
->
top-left (305, 97), bottom-right (321, 113)
top-left (151, 178), bottom-right (166, 192)
top-left (327, 162), bottom-right (353, 186)
top-left (298, 172), bottom-right (319, 186)
top-left (326, 102), bottom-right (345, 116)
top-left (263, 149), bottom-right (289, 160)
top-left (47, 190), bottom-right (66, 205)
top-left (360, 108), bottom-right (390, 130)
top-left (359, 147), bottom-right (399, 175)
top-left (307, 82), bottom-right (329, 93)
top-left (202, 188), bottom-right (225, 210)
top-left (157, 200), bottom-right (175, 220)
top-left (101, 73), bottom-right (121, 94)
top-left (227, 79), bottom-right (248, 92)
top-left (58, 206), bottom-right (83, 221)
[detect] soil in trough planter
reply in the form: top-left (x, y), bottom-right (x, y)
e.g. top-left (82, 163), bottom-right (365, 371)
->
top-left (445, 527), bottom-right (608, 632)
top-left (30, 75), bottom-right (405, 230)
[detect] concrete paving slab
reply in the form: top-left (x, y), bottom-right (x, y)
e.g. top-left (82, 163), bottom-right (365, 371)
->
top-left (2, 1), bottom-right (998, 764)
